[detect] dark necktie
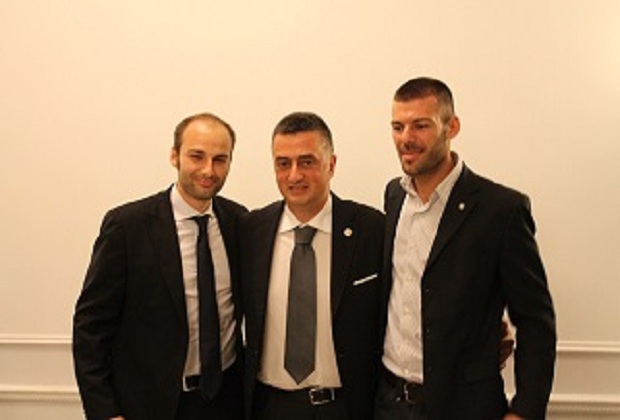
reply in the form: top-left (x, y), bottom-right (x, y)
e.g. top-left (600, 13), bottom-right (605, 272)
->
top-left (284, 226), bottom-right (318, 384)
top-left (192, 215), bottom-right (222, 398)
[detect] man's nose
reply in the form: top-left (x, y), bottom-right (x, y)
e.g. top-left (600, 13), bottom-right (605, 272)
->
top-left (200, 159), bottom-right (214, 176)
top-left (287, 162), bottom-right (302, 182)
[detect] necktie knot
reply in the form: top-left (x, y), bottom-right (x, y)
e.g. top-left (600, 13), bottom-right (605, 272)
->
top-left (295, 226), bottom-right (317, 245)
top-left (192, 215), bottom-right (210, 235)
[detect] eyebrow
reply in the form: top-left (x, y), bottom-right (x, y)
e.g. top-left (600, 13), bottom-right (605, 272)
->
top-left (392, 117), bottom-right (435, 125)
top-left (275, 153), bottom-right (317, 160)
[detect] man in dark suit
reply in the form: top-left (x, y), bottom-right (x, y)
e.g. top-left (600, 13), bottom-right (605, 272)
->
top-left (376, 78), bottom-right (557, 419)
top-left (73, 113), bottom-right (247, 420)
top-left (240, 112), bottom-right (384, 420)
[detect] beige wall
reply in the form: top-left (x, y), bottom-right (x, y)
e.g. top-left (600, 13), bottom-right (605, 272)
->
top-left (1, 1), bottom-right (619, 418)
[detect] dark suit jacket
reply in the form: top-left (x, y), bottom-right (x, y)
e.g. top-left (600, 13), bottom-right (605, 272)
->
top-left (240, 193), bottom-right (385, 420)
top-left (381, 165), bottom-right (556, 419)
top-left (72, 188), bottom-right (247, 420)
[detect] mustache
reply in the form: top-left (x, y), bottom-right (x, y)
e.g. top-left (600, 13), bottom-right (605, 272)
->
top-left (400, 142), bottom-right (424, 152)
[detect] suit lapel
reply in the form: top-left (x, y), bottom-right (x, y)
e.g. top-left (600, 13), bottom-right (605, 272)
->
top-left (384, 180), bottom-right (406, 276)
top-left (212, 197), bottom-right (234, 256)
top-left (253, 203), bottom-right (284, 329)
top-left (147, 190), bottom-right (187, 324)
top-left (426, 165), bottom-right (479, 269)
top-left (330, 195), bottom-right (356, 318)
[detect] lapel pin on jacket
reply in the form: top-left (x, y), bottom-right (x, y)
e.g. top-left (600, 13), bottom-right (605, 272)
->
top-left (458, 202), bottom-right (466, 211)
top-left (344, 227), bottom-right (353, 237)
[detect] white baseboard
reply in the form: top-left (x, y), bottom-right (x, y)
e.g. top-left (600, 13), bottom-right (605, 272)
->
top-left (1, 336), bottom-right (619, 417)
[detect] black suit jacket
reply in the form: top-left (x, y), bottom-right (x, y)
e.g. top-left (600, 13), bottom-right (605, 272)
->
top-left (72, 188), bottom-right (247, 420)
top-left (240, 194), bottom-right (385, 420)
top-left (381, 165), bottom-right (556, 419)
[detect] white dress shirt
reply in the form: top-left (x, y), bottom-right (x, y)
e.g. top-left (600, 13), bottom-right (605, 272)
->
top-left (382, 156), bottom-right (463, 383)
top-left (258, 197), bottom-right (342, 389)
top-left (170, 186), bottom-right (236, 383)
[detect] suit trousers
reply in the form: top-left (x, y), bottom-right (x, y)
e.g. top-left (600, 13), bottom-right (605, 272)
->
top-left (175, 361), bottom-right (243, 420)
top-left (374, 374), bottom-right (427, 420)
top-left (253, 382), bottom-right (349, 420)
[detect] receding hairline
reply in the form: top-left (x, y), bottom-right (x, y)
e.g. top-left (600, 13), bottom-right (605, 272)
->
top-left (173, 112), bottom-right (236, 152)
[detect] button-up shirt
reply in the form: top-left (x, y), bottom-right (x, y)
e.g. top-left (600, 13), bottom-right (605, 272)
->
top-left (383, 156), bottom-right (463, 383)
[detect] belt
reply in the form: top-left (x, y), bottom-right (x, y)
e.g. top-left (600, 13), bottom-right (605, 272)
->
top-left (258, 382), bottom-right (341, 406)
top-left (184, 375), bottom-right (201, 391)
top-left (381, 366), bottom-right (424, 405)
top-left (184, 360), bottom-right (240, 392)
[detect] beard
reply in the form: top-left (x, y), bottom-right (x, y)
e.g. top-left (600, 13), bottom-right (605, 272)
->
top-left (400, 132), bottom-right (449, 178)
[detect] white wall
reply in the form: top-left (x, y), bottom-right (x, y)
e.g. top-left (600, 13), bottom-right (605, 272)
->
top-left (1, 1), bottom-right (619, 418)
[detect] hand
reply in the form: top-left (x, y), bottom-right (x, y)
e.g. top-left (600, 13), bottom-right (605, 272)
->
top-left (110, 417), bottom-right (125, 420)
top-left (504, 413), bottom-right (525, 420)
top-left (499, 318), bottom-right (515, 369)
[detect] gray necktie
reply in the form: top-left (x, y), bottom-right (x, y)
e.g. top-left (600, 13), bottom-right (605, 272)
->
top-left (192, 215), bottom-right (222, 399)
top-left (284, 226), bottom-right (318, 384)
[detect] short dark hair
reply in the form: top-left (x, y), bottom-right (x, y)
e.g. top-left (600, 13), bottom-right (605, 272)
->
top-left (173, 112), bottom-right (236, 153)
top-left (394, 77), bottom-right (455, 122)
top-left (272, 112), bottom-right (334, 154)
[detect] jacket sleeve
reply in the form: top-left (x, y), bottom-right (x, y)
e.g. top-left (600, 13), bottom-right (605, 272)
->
top-left (500, 196), bottom-right (557, 418)
top-left (72, 210), bottom-right (127, 419)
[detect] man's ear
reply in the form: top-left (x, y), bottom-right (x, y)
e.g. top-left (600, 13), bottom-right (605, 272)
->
top-left (446, 115), bottom-right (461, 140)
top-left (170, 148), bottom-right (179, 169)
top-left (329, 154), bottom-right (337, 176)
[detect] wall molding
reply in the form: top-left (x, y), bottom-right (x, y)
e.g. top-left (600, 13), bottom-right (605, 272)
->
top-left (0, 385), bottom-right (79, 403)
top-left (549, 394), bottom-right (620, 416)
top-left (2, 335), bottom-right (619, 351)
top-left (0, 334), bottom-right (71, 346)
top-left (1, 336), bottom-right (619, 417)
top-left (557, 340), bottom-right (620, 354)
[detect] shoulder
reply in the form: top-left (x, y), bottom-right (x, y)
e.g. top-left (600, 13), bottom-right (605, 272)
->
top-left (333, 195), bottom-right (385, 227)
top-left (104, 189), bottom-right (169, 221)
top-left (465, 168), bottom-right (529, 207)
top-left (240, 200), bottom-right (283, 225)
top-left (213, 195), bottom-right (248, 216)
top-left (459, 167), bottom-right (533, 222)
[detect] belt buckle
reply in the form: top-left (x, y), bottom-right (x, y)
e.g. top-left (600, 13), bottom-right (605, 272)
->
top-left (402, 382), bottom-right (422, 405)
top-left (184, 375), bottom-right (201, 391)
top-left (308, 387), bottom-right (334, 405)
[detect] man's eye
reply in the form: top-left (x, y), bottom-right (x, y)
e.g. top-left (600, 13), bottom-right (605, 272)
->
top-left (276, 160), bottom-right (290, 169)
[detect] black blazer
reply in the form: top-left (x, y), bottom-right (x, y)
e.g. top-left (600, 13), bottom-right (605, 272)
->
top-left (381, 165), bottom-right (556, 419)
top-left (239, 193), bottom-right (385, 420)
top-left (72, 188), bottom-right (247, 420)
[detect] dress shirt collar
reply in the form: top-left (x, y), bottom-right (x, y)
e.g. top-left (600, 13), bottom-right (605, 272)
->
top-left (170, 184), bottom-right (214, 221)
top-left (279, 195), bottom-right (333, 234)
top-left (399, 152), bottom-right (464, 205)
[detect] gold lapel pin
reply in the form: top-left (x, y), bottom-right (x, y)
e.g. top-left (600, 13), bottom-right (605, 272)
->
top-left (344, 228), bottom-right (353, 237)
top-left (458, 202), bottom-right (465, 211)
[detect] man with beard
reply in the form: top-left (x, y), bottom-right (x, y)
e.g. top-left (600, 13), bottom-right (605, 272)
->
top-left (73, 113), bottom-right (246, 420)
top-left (376, 78), bottom-right (556, 419)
